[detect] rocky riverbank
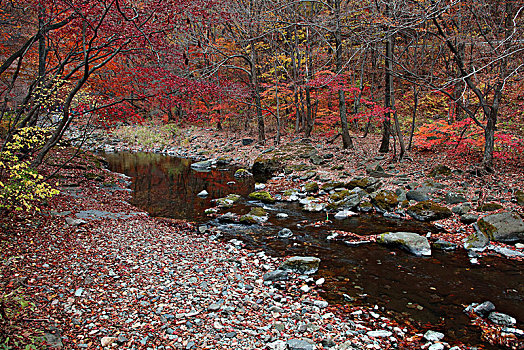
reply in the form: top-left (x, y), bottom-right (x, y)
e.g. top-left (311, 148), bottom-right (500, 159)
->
top-left (38, 125), bottom-right (523, 349)
top-left (1, 148), bottom-right (458, 350)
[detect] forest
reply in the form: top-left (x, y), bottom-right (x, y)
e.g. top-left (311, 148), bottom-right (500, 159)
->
top-left (1, 1), bottom-right (523, 349)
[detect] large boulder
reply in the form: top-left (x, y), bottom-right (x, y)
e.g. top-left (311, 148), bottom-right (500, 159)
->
top-left (477, 212), bottom-right (524, 242)
top-left (279, 256), bottom-right (320, 275)
top-left (407, 201), bottom-right (452, 222)
top-left (346, 177), bottom-right (381, 192)
top-left (377, 232), bottom-right (432, 256)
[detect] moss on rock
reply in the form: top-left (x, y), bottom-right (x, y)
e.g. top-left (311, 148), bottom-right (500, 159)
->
top-left (371, 190), bottom-right (399, 212)
top-left (248, 191), bottom-right (276, 203)
top-left (304, 182), bottom-right (319, 193)
top-left (477, 202), bottom-right (503, 212)
top-left (428, 164), bottom-right (452, 177)
top-left (407, 201), bottom-right (452, 222)
top-left (329, 190), bottom-right (350, 202)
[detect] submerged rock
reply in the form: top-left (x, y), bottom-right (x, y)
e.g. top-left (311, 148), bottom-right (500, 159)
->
top-left (407, 201), bottom-right (452, 222)
top-left (277, 228), bottom-right (293, 238)
top-left (279, 256), bottom-right (320, 275)
top-left (377, 232), bottom-right (431, 256)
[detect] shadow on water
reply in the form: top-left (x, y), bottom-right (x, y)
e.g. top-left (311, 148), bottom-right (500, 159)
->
top-left (105, 152), bottom-right (523, 349)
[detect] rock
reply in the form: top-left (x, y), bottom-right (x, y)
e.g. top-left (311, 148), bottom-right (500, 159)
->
top-left (44, 327), bottom-right (63, 348)
top-left (366, 162), bottom-right (391, 178)
top-left (310, 154), bottom-right (324, 165)
top-left (407, 201), bottom-right (452, 222)
top-left (101, 337), bottom-right (118, 347)
top-left (490, 245), bottom-right (524, 258)
top-left (303, 202), bottom-right (326, 212)
top-left (424, 330), bottom-right (445, 342)
top-left (218, 212), bottom-right (239, 223)
top-left (242, 138), bottom-right (255, 146)
top-left (452, 203), bottom-right (472, 215)
top-left (464, 225), bottom-right (490, 250)
top-left (276, 213), bottom-right (289, 219)
top-left (429, 164), bottom-right (452, 177)
top-left (377, 232), bottom-right (431, 256)
top-left (346, 176), bottom-right (380, 191)
top-left (263, 270), bottom-right (289, 281)
top-left (267, 340), bottom-right (287, 350)
top-left (432, 239), bottom-right (457, 251)
top-left (467, 301), bottom-right (496, 318)
top-left (477, 212), bottom-right (524, 242)
top-left (215, 194), bottom-right (241, 208)
top-left (286, 338), bottom-right (316, 350)
top-left (252, 157), bottom-right (282, 179)
top-left (370, 190), bottom-right (399, 212)
top-left (65, 217), bottom-right (87, 226)
top-left (366, 330), bottom-right (393, 337)
top-left (334, 210), bottom-right (357, 220)
top-left (313, 300), bottom-right (329, 308)
top-left (248, 191), bottom-right (276, 203)
top-left (197, 190), bottom-right (208, 197)
top-left (321, 181), bottom-right (345, 191)
top-left (444, 192), bottom-right (467, 204)
top-left (300, 171), bottom-right (317, 181)
top-left (240, 207), bottom-right (268, 224)
top-left (329, 190), bottom-right (350, 202)
top-left (460, 213), bottom-right (479, 224)
top-left (488, 312), bottom-right (516, 326)
top-left (477, 202), bottom-right (503, 212)
top-left (304, 182), bottom-right (319, 193)
top-left (515, 190), bottom-right (524, 206)
top-left (234, 168), bottom-right (252, 178)
top-left (190, 160), bottom-right (212, 170)
top-left (255, 183), bottom-right (266, 190)
top-left (334, 341), bottom-right (360, 350)
top-left (428, 344), bottom-right (445, 350)
top-left (278, 228), bottom-right (293, 238)
top-left (279, 256), bottom-right (320, 275)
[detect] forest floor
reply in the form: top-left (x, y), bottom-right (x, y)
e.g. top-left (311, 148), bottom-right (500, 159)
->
top-left (1, 125), bottom-right (523, 349)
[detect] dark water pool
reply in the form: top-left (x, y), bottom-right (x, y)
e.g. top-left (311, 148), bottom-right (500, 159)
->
top-left (104, 152), bottom-right (523, 349)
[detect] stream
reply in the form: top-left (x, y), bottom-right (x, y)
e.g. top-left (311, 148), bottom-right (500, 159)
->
top-left (104, 151), bottom-right (523, 349)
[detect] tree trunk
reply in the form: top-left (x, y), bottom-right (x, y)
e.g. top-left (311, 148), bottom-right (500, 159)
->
top-left (379, 9), bottom-right (392, 154)
top-left (334, 0), bottom-right (353, 149)
top-left (250, 42), bottom-right (265, 144)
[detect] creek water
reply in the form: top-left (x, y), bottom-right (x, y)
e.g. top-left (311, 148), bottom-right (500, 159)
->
top-left (104, 152), bottom-right (523, 349)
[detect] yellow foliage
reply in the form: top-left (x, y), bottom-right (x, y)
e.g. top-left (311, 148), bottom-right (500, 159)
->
top-left (0, 127), bottom-right (59, 213)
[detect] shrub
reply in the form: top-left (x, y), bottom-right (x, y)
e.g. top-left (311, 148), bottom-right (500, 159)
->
top-left (0, 127), bottom-right (59, 213)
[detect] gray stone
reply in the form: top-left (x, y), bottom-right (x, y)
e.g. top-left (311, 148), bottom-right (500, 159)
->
top-left (101, 337), bottom-right (118, 347)
top-left (460, 213), bottom-right (479, 224)
top-left (190, 160), bottom-right (212, 170)
top-left (428, 344), bottom-right (445, 350)
top-left (197, 190), bottom-right (208, 197)
top-left (302, 202), bottom-right (326, 212)
top-left (490, 245), bottom-right (524, 258)
top-left (279, 256), bottom-right (320, 275)
top-left (44, 327), bottom-right (63, 348)
top-left (407, 201), bottom-right (452, 222)
top-left (366, 330), bottom-right (392, 337)
top-left (444, 192), bottom-right (467, 204)
top-left (424, 330), bottom-right (445, 342)
top-left (263, 270), bottom-right (289, 281)
top-left (488, 312), bottom-right (516, 326)
top-left (477, 212), bottom-right (524, 242)
top-left (468, 301), bottom-right (496, 318)
top-left (286, 338), bottom-right (316, 350)
top-left (377, 232), bottom-right (431, 256)
top-left (433, 239), bottom-right (457, 251)
top-left (278, 228), bottom-right (293, 238)
top-left (334, 210), bottom-right (357, 220)
top-left (452, 203), bottom-right (472, 215)
top-left (464, 225), bottom-right (490, 250)
top-left (65, 217), bottom-right (87, 226)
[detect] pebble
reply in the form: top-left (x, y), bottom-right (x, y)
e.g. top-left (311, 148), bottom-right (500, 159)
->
top-left (424, 330), bottom-right (445, 342)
